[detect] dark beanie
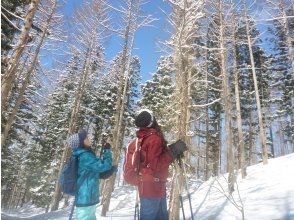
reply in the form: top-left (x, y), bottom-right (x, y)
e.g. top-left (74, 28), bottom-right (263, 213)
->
top-left (78, 129), bottom-right (87, 147)
top-left (135, 110), bottom-right (155, 128)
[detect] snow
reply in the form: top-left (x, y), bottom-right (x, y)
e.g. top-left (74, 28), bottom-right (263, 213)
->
top-left (2, 154), bottom-right (294, 220)
top-left (190, 153), bottom-right (294, 220)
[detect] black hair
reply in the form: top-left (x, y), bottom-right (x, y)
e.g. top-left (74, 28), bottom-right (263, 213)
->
top-left (151, 119), bottom-right (168, 147)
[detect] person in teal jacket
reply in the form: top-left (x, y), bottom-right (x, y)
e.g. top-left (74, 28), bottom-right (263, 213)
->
top-left (67, 129), bottom-right (112, 220)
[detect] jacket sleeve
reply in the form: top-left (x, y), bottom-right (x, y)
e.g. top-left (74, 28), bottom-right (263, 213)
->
top-left (146, 135), bottom-right (172, 174)
top-left (80, 149), bottom-right (112, 173)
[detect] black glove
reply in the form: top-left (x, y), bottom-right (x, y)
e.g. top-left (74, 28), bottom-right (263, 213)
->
top-left (99, 165), bottom-right (118, 179)
top-left (169, 140), bottom-right (188, 160)
top-left (103, 143), bottom-right (111, 150)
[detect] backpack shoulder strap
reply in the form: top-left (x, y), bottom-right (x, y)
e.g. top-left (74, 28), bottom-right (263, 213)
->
top-left (76, 151), bottom-right (90, 191)
top-left (133, 132), bottom-right (156, 174)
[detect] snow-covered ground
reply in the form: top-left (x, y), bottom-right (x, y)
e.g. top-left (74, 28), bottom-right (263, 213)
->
top-left (2, 153), bottom-right (294, 220)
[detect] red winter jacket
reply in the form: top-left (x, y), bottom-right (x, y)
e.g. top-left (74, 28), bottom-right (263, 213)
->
top-left (128, 127), bottom-right (172, 198)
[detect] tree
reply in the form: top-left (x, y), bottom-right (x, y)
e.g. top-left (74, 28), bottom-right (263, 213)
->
top-left (242, 0), bottom-right (268, 164)
top-left (140, 56), bottom-right (176, 131)
top-left (1, 0), bottom-right (30, 65)
top-left (51, 0), bottom-right (109, 208)
top-left (163, 0), bottom-right (205, 218)
top-left (1, 0), bottom-right (41, 112)
top-left (267, 0), bottom-right (294, 152)
top-left (1, 0), bottom-right (59, 148)
top-left (100, 0), bottom-right (155, 215)
top-left (230, 0), bottom-right (246, 178)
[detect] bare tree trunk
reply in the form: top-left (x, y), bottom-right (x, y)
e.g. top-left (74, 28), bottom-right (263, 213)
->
top-left (101, 3), bottom-right (137, 215)
top-left (248, 113), bottom-right (256, 165)
top-left (269, 121), bottom-right (275, 158)
top-left (243, 0), bottom-right (268, 165)
top-left (1, 0), bottom-right (40, 112)
top-left (231, 1), bottom-right (246, 178)
top-left (219, 0), bottom-right (235, 193)
top-left (169, 43), bottom-right (189, 220)
top-left (51, 41), bottom-right (94, 211)
top-left (278, 122), bottom-right (286, 156)
top-left (185, 67), bottom-right (193, 164)
top-left (213, 120), bottom-right (221, 176)
top-left (205, 106), bottom-right (210, 180)
top-left (197, 121), bottom-right (201, 179)
top-left (20, 181), bottom-right (29, 208)
top-left (8, 183), bottom-right (18, 209)
top-left (204, 50), bottom-right (211, 180)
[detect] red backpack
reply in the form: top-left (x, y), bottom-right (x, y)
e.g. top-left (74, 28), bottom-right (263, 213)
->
top-left (123, 137), bottom-right (144, 186)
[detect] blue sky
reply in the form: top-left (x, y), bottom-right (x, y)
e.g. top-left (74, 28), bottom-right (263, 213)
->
top-left (61, 0), bottom-right (172, 82)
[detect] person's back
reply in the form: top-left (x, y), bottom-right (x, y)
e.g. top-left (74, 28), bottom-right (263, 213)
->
top-left (128, 127), bottom-right (171, 199)
top-left (67, 129), bottom-right (112, 220)
top-left (124, 110), bottom-right (188, 220)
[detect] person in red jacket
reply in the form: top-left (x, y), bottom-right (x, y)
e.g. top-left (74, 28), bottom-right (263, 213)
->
top-left (127, 110), bottom-right (187, 220)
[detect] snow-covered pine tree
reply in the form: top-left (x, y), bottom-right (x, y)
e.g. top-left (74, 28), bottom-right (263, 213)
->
top-left (124, 56), bottom-right (142, 134)
top-left (21, 54), bottom-right (81, 210)
top-left (204, 12), bottom-right (223, 179)
top-left (1, 0), bottom-right (30, 71)
top-left (51, 0), bottom-right (110, 210)
top-left (1, 76), bottom-right (40, 209)
top-left (267, 3), bottom-right (294, 153)
top-left (140, 56), bottom-right (176, 132)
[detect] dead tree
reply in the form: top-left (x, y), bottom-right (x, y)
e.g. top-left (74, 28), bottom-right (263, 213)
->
top-left (217, 0), bottom-right (235, 193)
top-left (163, 1), bottom-right (205, 219)
top-left (242, 0), bottom-right (268, 165)
top-left (1, 0), bottom-right (58, 148)
top-left (1, 0), bottom-right (40, 112)
top-left (101, 0), bottom-right (156, 215)
top-left (230, 0), bottom-right (246, 178)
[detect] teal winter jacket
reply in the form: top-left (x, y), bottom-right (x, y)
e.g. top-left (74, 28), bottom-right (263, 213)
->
top-left (72, 147), bottom-right (112, 207)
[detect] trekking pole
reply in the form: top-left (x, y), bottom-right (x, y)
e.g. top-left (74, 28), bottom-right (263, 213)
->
top-left (179, 158), bottom-right (194, 220)
top-left (137, 196), bottom-right (140, 220)
top-left (134, 189), bottom-right (140, 220)
top-left (179, 194), bottom-right (186, 220)
top-left (69, 198), bottom-right (76, 220)
top-left (174, 165), bottom-right (186, 220)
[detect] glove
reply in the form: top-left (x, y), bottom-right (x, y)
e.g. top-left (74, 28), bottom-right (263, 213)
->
top-left (169, 140), bottom-right (188, 160)
top-left (103, 143), bottom-right (111, 150)
top-left (99, 165), bottom-right (118, 179)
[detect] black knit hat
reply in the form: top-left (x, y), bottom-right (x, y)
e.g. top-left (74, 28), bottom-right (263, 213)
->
top-left (135, 110), bottom-right (155, 128)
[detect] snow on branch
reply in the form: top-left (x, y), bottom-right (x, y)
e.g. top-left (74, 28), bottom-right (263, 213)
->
top-left (190, 98), bottom-right (221, 108)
